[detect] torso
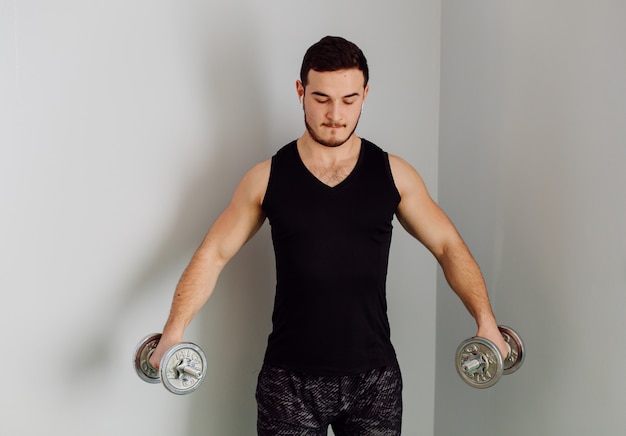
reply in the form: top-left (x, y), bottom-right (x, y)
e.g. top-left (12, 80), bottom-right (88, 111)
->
top-left (261, 138), bottom-right (401, 375)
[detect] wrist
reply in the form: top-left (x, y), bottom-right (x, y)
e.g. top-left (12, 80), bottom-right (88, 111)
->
top-left (474, 311), bottom-right (498, 330)
top-left (161, 320), bottom-right (186, 343)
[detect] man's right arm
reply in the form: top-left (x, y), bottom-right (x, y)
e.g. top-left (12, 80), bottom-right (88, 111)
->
top-left (149, 159), bottom-right (271, 368)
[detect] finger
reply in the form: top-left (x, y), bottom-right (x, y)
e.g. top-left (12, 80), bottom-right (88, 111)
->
top-left (498, 338), bottom-right (512, 359)
top-left (148, 348), bottom-right (163, 370)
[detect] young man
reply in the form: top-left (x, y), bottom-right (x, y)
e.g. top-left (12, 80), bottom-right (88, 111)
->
top-left (149, 36), bottom-right (508, 435)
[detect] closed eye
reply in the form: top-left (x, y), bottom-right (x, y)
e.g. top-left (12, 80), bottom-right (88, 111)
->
top-left (311, 91), bottom-right (361, 105)
top-left (313, 98), bottom-right (358, 105)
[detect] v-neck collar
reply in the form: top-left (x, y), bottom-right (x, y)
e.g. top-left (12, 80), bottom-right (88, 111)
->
top-left (292, 140), bottom-right (366, 190)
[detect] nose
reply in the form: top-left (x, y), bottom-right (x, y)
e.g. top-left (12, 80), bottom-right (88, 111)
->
top-left (326, 100), bottom-right (341, 122)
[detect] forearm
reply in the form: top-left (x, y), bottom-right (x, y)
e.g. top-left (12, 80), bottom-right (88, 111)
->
top-left (435, 238), bottom-right (512, 358)
top-left (147, 244), bottom-right (225, 369)
top-left (161, 245), bottom-right (226, 341)
top-left (437, 237), bottom-right (497, 328)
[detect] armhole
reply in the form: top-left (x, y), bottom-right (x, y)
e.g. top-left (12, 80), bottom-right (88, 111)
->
top-left (261, 154), bottom-right (276, 210)
top-left (384, 153), bottom-right (402, 206)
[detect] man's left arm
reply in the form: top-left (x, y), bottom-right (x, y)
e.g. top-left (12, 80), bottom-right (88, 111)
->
top-left (389, 154), bottom-right (509, 356)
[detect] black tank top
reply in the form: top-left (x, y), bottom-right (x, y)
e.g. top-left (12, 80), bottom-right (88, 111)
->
top-left (261, 139), bottom-right (401, 375)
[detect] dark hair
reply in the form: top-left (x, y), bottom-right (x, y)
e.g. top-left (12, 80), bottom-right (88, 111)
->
top-left (300, 36), bottom-right (369, 88)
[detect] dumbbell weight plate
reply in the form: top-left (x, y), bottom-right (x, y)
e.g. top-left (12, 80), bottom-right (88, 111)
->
top-left (134, 333), bottom-right (162, 383)
top-left (160, 342), bottom-right (207, 395)
top-left (499, 326), bottom-right (525, 375)
top-left (455, 337), bottom-right (504, 389)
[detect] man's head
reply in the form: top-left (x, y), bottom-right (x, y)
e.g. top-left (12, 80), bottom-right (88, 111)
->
top-left (297, 37), bottom-right (369, 148)
top-left (300, 36), bottom-right (369, 89)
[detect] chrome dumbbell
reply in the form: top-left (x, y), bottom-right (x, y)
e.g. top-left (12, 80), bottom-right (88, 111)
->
top-left (455, 325), bottom-right (525, 389)
top-left (133, 333), bottom-right (207, 395)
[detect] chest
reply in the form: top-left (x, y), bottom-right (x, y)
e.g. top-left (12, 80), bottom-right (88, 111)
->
top-left (304, 160), bottom-right (358, 188)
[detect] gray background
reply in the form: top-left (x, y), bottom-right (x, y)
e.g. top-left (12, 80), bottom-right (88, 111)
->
top-left (2, 1), bottom-right (624, 435)
top-left (435, 1), bottom-right (626, 435)
top-left (1, 1), bottom-right (438, 435)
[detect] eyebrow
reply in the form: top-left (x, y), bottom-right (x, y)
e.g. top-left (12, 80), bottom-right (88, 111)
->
top-left (311, 91), bottom-right (361, 99)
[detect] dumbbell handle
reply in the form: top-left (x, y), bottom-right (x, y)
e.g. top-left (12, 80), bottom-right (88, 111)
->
top-left (461, 357), bottom-right (484, 375)
top-left (147, 350), bottom-right (203, 379)
top-left (175, 358), bottom-right (203, 379)
top-left (460, 337), bottom-right (512, 376)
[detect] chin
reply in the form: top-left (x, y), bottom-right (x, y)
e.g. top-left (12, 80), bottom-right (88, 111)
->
top-left (305, 119), bottom-right (359, 148)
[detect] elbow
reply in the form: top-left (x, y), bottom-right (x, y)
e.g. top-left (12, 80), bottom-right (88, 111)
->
top-left (434, 234), bottom-right (469, 266)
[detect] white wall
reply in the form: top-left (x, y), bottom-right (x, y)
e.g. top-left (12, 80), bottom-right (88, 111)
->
top-left (435, 1), bottom-right (626, 435)
top-left (0, 1), bottom-right (441, 434)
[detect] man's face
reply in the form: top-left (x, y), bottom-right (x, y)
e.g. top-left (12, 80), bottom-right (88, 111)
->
top-left (297, 69), bottom-right (369, 148)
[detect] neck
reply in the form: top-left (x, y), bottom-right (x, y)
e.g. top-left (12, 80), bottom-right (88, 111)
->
top-left (297, 132), bottom-right (361, 164)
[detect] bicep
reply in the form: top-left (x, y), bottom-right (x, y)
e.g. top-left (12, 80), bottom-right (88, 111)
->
top-left (198, 161), bottom-right (270, 266)
top-left (390, 155), bottom-right (461, 259)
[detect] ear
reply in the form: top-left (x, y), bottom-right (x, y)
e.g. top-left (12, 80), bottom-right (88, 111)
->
top-left (296, 80), bottom-right (305, 104)
top-left (363, 84), bottom-right (370, 102)
top-left (361, 84), bottom-right (370, 114)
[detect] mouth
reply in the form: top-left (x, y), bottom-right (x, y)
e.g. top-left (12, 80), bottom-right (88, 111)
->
top-left (322, 123), bottom-right (346, 129)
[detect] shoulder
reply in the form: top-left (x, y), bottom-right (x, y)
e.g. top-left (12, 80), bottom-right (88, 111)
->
top-left (388, 153), bottom-right (412, 171)
top-left (387, 154), bottom-right (450, 248)
top-left (246, 158), bottom-right (272, 179)
top-left (359, 141), bottom-right (425, 196)
top-left (388, 154), bottom-right (428, 198)
top-left (237, 141), bottom-right (299, 204)
top-left (245, 140), bottom-right (299, 182)
top-left (235, 159), bottom-right (272, 206)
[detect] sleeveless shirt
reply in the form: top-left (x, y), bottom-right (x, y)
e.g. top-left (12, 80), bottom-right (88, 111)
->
top-left (261, 139), bottom-right (401, 375)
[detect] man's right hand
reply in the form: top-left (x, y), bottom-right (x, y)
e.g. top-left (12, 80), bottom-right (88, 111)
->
top-left (148, 333), bottom-right (182, 370)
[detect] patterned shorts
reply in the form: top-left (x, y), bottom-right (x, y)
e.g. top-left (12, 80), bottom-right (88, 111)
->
top-left (256, 363), bottom-right (403, 435)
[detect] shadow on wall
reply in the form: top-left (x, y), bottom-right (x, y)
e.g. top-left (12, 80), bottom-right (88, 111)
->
top-left (64, 16), bottom-right (276, 435)
top-left (185, 26), bottom-right (276, 433)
